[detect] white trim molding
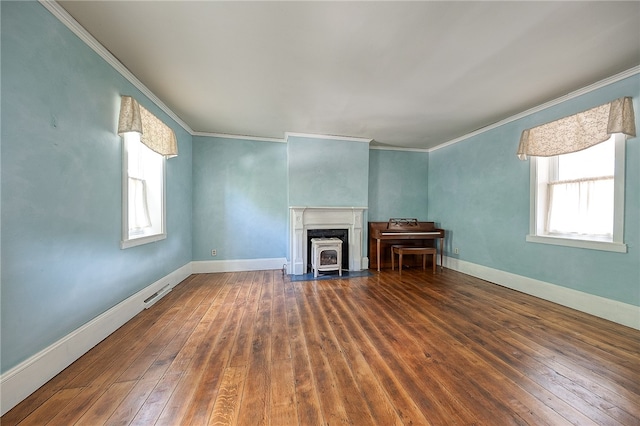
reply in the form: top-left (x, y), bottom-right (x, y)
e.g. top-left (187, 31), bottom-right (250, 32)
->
top-left (0, 263), bottom-right (192, 416)
top-left (369, 145), bottom-right (430, 153)
top-left (191, 257), bottom-right (287, 274)
top-left (192, 131), bottom-right (286, 144)
top-left (525, 235), bottom-right (627, 253)
top-left (285, 132), bottom-right (372, 144)
top-left (444, 256), bottom-right (639, 331)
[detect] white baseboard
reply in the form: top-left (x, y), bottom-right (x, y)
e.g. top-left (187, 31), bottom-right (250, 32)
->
top-left (192, 257), bottom-right (287, 273)
top-left (0, 263), bottom-right (192, 416)
top-left (445, 256), bottom-right (640, 331)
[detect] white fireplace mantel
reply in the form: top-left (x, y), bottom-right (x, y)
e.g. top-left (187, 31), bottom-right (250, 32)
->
top-left (289, 206), bottom-right (367, 275)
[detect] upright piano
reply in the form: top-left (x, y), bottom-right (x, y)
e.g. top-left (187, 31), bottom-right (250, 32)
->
top-left (369, 218), bottom-right (445, 271)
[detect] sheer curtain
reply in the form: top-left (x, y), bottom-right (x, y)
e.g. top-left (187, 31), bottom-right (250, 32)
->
top-left (128, 177), bottom-right (151, 231)
top-left (546, 137), bottom-right (615, 237)
top-left (126, 133), bottom-right (152, 231)
top-left (547, 177), bottom-right (614, 237)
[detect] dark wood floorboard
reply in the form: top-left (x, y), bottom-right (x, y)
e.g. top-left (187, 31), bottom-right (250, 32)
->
top-left (3, 268), bottom-right (639, 425)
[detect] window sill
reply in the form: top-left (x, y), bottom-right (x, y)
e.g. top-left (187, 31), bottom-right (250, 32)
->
top-left (526, 234), bottom-right (627, 253)
top-left (121, 233), bottom-right (166, 249)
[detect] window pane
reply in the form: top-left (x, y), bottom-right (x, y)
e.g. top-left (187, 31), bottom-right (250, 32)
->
top-left (557, 136), bottom-right (614, 181)
top-left (123, 132), bottom-right (165, 244)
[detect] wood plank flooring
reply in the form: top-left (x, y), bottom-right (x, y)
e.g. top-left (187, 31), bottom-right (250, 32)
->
top-left (3, 268), bottom-right (639, 425)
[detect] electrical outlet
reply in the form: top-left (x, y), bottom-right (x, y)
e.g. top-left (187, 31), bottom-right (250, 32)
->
top-left (453, 248), bottom-right (460, 254)
top-left (211, 249), bottom-right (217, 257)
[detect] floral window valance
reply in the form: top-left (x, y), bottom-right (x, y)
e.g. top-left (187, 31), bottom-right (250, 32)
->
top-left (517, 96), bottom-right (635, 160)
top-left (118, 96), bottom-right (178, 158)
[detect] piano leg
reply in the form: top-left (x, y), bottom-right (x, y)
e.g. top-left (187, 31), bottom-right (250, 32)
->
top-left (377, 239), bottom-right (381, 272)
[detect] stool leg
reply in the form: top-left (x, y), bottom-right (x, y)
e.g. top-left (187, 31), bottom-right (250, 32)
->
top-left (422, 254), bottom-right (426, 270)
top-left (432, 252), bottom-right (436, 274)
top-left (399, 252), bottom-right (403, 276)
top-left (391, 249), bottom-right (395, 271)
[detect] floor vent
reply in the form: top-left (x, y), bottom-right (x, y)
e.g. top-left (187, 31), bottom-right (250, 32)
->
top-left (143, 284), bottom-right (172, 309)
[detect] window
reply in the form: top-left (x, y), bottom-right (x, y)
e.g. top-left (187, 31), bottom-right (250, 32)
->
top-left (118, 95), bottom-right (177, 249)
top-left (121, 132), bottom-right (166, 248)
top-left (519, 96), bottom-right (634, 252)
top-left (527, 133), bottom-right (626, 252)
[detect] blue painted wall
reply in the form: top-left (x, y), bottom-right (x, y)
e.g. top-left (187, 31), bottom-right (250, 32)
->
top-left (192, 136), bottom-right (288, 261)
top-left (368, 149), bottom-right (429, 221)
top-left (1, 2), bottom-right (193, 373)
top-left (287, 135), bottom-right (369, 207)
top-left (428, 75), bottom-right (640, 306)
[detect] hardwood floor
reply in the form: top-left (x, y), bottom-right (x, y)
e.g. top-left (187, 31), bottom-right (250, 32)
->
top-left (3, 268), bottom-right (639, 425)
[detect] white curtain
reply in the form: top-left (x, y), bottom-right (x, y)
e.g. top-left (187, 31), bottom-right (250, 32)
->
top-left (126, 133), bottom-right (153, 231)
top-left (128, 177), bottom-right (151, 230)
top-left (547, 177), bottom-right (614, 237)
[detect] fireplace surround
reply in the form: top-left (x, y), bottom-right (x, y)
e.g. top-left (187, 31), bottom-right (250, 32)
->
top-left (289, 206), bottom-right (366, 275)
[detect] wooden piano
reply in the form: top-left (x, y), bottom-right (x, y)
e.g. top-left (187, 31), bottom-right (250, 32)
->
top-left (369, 218), bottom-right (445, 271)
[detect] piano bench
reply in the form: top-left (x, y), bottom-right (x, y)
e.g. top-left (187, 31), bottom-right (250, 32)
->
top-left (391, 246), bottom-right (437, 275)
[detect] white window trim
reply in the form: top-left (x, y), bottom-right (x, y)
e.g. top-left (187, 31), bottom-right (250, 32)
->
top-left (121, 134), bottom-right (167, 249)
top-left (526, 133), bottom-right (627, 253)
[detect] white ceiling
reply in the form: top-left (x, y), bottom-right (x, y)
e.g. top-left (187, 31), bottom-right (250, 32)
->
top-left (58, 1), bottom-right (640, 150)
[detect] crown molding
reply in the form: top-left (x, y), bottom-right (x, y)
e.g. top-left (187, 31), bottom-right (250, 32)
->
top-left (192, 131), bottom-right (286, 143)
top-left (370, 145), bottom-right (429, 153)
top-left (285, 132), bottom-right (372, 144)
top-left (429, 66), bottom-right (640, 153)
top-left (39, 0), bottom-right (193, 134)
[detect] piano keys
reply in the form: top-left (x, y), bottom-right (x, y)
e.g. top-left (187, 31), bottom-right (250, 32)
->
top-left (369, 219), bottom-right (445, 271)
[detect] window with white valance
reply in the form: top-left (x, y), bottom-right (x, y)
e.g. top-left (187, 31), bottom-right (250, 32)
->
top-left (520, 97), bottom-right (635, 252)
top-left (118, 96), bottom-right (177, 248)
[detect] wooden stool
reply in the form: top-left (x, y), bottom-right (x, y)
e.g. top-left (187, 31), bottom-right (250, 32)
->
top-left (391, 246), bottom-right (437, 275)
